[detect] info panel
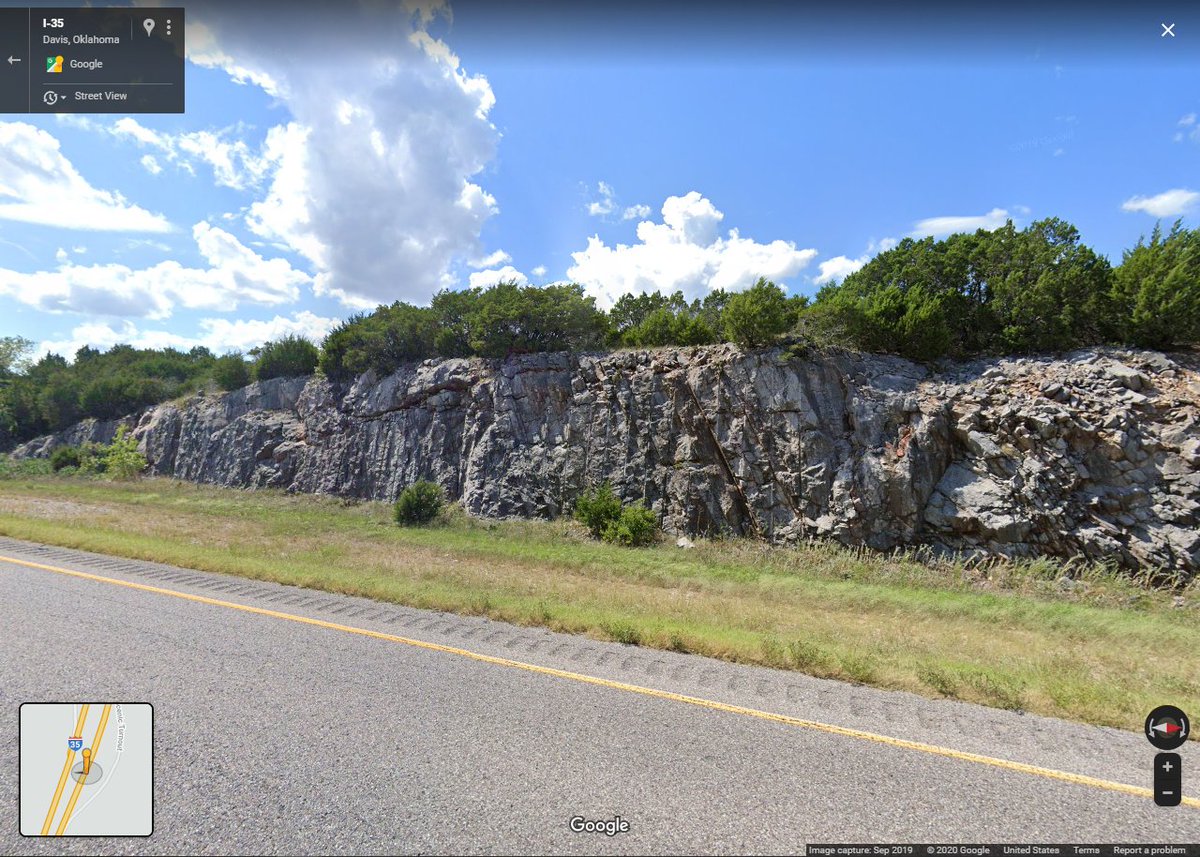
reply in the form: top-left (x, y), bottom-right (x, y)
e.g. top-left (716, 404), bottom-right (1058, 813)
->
top-left (0, 7), bottom-right (184, 113)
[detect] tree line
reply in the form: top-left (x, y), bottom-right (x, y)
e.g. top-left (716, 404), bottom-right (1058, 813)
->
top-left (1, 217), bottom-right (1197, 448)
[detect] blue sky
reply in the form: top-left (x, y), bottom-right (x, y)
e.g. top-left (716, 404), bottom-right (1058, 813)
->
top-left (0, 0), bottom-right (1197, 359)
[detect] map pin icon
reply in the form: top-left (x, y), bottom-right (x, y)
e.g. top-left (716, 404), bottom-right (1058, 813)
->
top-left (143, 18), bottom-right (155, 36)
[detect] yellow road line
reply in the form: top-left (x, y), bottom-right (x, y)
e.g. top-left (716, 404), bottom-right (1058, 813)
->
top-left (40, 700), bottom-right (89, 834)
top-left (40, 751), bottom-right (74, 836)
top-left (55, 703), bottom-right (112, 836)
top-left (5, 552), bottom-right (1197, 811)
top-left (72, 704), bottom-right (89, 738)
top-left (53, 766), bottom-right (86, 835)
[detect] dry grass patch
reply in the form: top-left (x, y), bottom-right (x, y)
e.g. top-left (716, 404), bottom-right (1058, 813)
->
top-left (0, 474), bottom-right (1195, 733)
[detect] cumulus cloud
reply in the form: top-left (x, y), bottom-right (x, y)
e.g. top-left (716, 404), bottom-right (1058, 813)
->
top-left (36, 311), bottom-right (340, 360)
top-left (813, 255), bottom-right (867, 285)
top-left (467, 265), bottom-right (529, 289)
top-left (0, 222), bottom-right (309, 320)
top-left (1121, 188), bottom-right (1199, 217)
top-left (531, 265), bottom-right (548, 278)
top-left (164, 1), bottom-right (501, 307)
top-left (622, 204), bottom-right (651, 221)
top-left (0, 122), bottom-right (171, 232)
top-left (812, 238), bottom-right (899, 285)
top-left (567, 191), bottom-right (817, 307)
top-left (910, 207), bottom-right (1010, 238)
top-left (468, 249), bottom-right (511, 269)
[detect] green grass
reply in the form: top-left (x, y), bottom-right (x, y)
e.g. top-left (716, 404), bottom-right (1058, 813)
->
top-left (0, 472), bottom-right (1196, 734)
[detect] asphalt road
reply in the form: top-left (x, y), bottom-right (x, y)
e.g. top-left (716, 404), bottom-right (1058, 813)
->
top-left (0, 536), bottom-right (1197, 854)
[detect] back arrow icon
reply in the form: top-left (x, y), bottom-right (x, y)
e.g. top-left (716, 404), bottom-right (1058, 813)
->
top-left (7, 56), bottom-right (20, 65)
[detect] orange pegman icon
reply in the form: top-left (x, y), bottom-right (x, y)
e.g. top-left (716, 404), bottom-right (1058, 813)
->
top-left (81, 748), bottom-right (92, 776)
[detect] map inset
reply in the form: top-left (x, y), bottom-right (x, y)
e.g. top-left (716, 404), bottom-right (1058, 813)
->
top-left (20, 703), bottom-right (152, 837)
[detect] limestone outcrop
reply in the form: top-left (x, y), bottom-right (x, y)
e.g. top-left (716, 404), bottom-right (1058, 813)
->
top-left (13, 345), bottom-right (1200, 576)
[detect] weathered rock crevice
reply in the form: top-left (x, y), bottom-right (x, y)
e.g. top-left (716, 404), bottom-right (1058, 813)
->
top-left (11, 344), bottom-right (1200, 576)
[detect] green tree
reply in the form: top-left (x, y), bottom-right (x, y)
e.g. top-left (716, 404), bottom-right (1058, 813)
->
top-left (0, 336), bottom-right (33, 377)
top-left (809, 219), bottom-right (1114, 359)
top-left (254, 335), bottom-right (319, 381)
top-left (623, 305), bottom-right (718, 347)
top-left (320, 303), bottom-right (438, 381)
top-left (608, 291), bottom-right (687, 340)
top-left (721, 278), bottom-right (796, 348)
top-left (213, 352), bottom-right (252, 391)
top-left (985, 218), bottom-right (1115, 353)
top-left (467, 281), bottom-right (608, 357)
top-left (37, 374), bottom-right (82, 429)
top-left (1111, 221), bottom-right (1200, 349)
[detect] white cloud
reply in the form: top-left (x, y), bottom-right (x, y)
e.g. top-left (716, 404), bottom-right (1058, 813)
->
top-left (0, 222), bottom-right (309, 320)
top-left (910, 207), bottom-right (1010, 238)
top-left (531, 265), bottom-right (547, 278)
top-left (55, 248), bottom-right (69, 264)
top-left (1121, 188), bottom-right (1199, 218)
top-left (36, 311), bottom-right (340, 360)
top-left (468, 249), bottom-right (511, 269)
top-left (587, 181), bottom-right (616, 217)
top-left (193, 311), bottom-right (339, 352)
top-left (812, 237), bottom-right (898, 285)
top-left (0, 122), bottom-right (171, 232)
top-left (467, 265), bottom-right (529, 289)
top-left (171, 2), bottom-right (500, 307)
top-left (85, 117), bottom-right (270, 189)
top-left (1173, 114), bottom-right (1200, 144)
top-left (586, 182), bottom-right (650, 222)
top-left (813, 255), bottom-right (867, 285)
top-left (567, 191), bottom-right (817, 307)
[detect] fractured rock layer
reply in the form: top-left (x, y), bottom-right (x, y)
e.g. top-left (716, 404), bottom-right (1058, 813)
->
top-left (13, 345), bottom-right (1200, 575)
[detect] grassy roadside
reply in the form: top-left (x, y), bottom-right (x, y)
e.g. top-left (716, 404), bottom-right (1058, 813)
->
top-left (0, 472), bottom-right (1196, 733)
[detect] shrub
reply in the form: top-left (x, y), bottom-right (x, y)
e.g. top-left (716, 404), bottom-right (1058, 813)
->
top-left (320, 303), bottom-right (438, 381)
top-left (601, 504), bottom-right (659, 547)
top-left (624, 307), bottom-right (719, 348)
top-left (573, 482), bottom-right (622, 538)
top-left (49, 445), bottom-right (82, 472)
top-left (102, 426), bottom-right (147, 481)
top-left (0, 455), bottom-right (53, 478)
top-left (78, 441), bottom-right (108, 474)
top-left (394, 480), bottom-right (444, 525)
top-left (465, 281), bottom-right (609, 357)
top-left (809, 219), bottom-right (1116, 360)
top-left (721, 278), bottom-right (796, 348)
top-left (1111, 221), bottom-right (1200, 350)
top-left (254, 335), bottom-right (319, 381)
top-left (213, 353), bottom-right (252, 391)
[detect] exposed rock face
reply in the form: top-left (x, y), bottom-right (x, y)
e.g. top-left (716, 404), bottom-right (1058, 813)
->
top-left (12, 345), bottom-right (1200, 576)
